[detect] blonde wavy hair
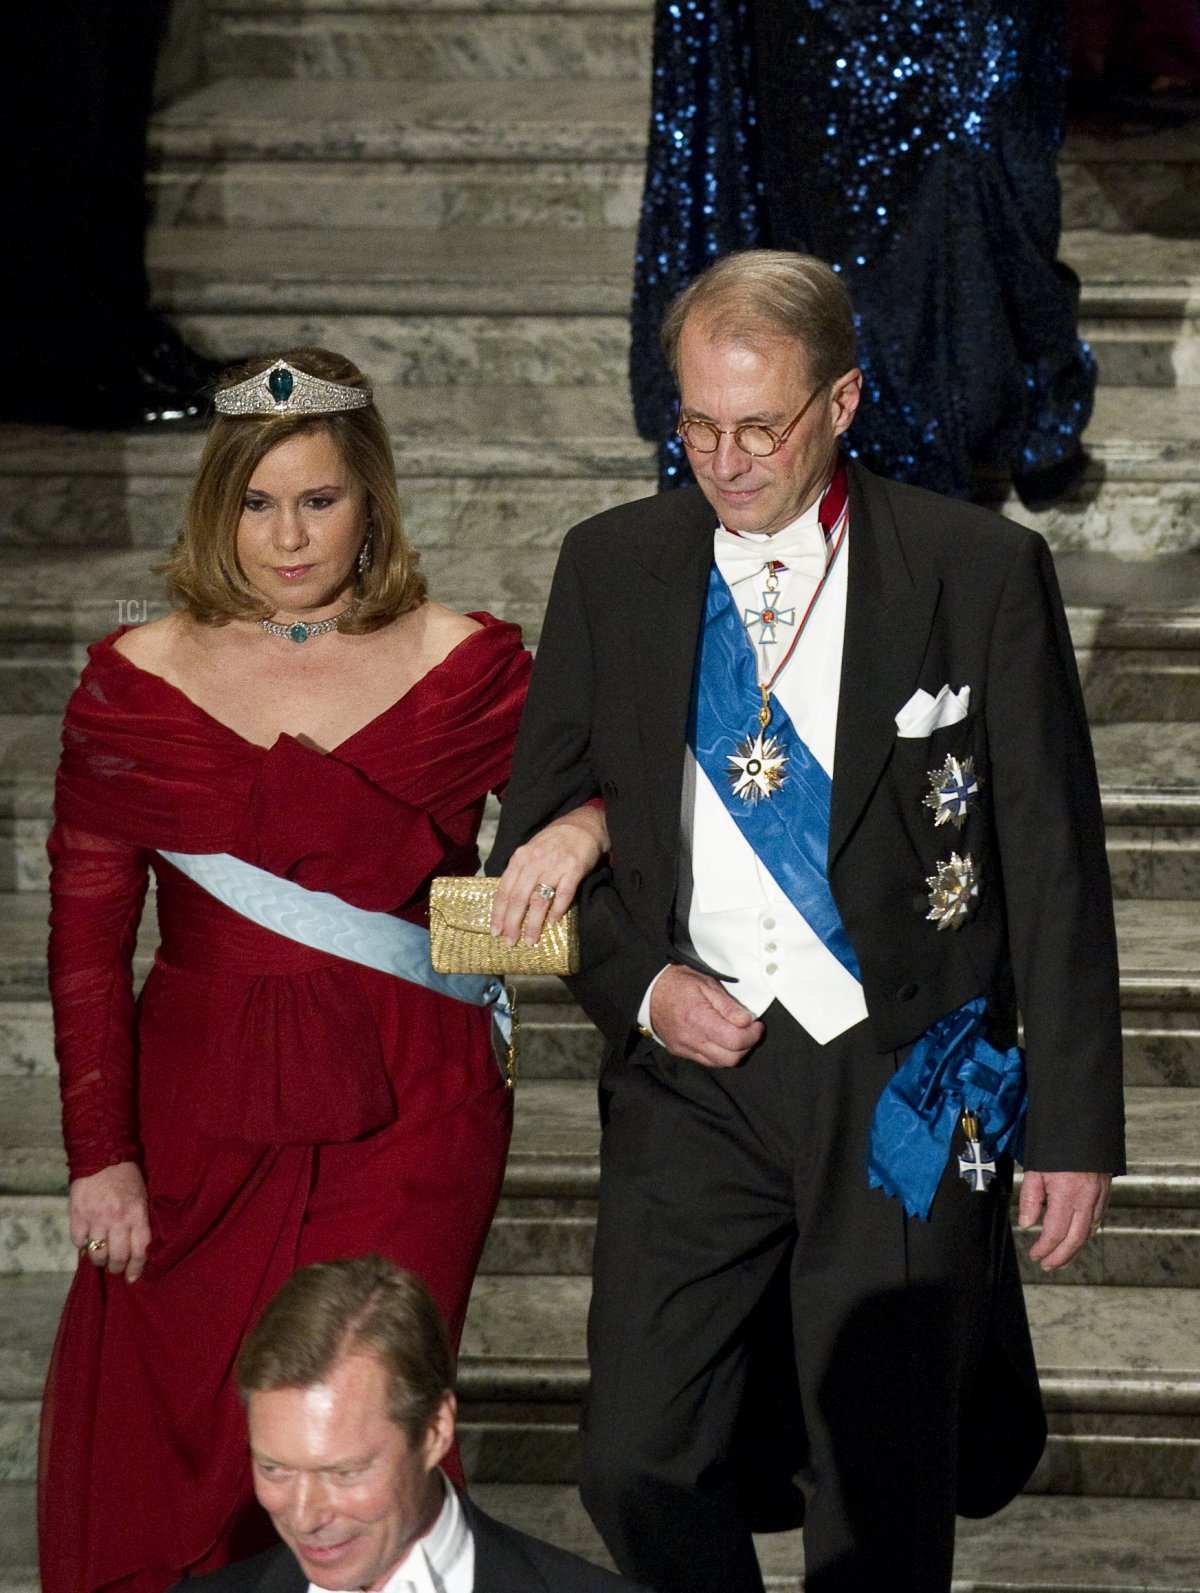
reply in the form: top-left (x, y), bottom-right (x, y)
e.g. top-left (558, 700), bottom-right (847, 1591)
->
top-left (161, 348), bottom-right (427, 632)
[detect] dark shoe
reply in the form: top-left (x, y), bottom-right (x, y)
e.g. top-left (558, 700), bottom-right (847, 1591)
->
top-left (0, 363), bottom-right (209, 429)
top-left (1107, 81), bottom-right (1200, 124)
top-left (1011, 446), bottom-right (1089, 511)
top-left (135, 313), bottom-right (227, 395)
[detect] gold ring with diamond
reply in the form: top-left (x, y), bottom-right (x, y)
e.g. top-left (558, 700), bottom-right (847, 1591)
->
top-left (81, 1238), bottom-right (108, 1256)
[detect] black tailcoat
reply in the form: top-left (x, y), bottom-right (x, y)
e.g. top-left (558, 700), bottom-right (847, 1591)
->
top-left (172, 1492), bottom-right (646, 1592)
top-left (492, 460), bottom-right (1124, 1176)
top-left (490, 461), bottom-right (1125, 1552)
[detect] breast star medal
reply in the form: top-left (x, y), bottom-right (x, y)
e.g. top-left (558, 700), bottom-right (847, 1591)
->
top-left (957, 1110), bottom-right (997, 1193)
top-left (727, 714), bottom-right (788, 803)
top-left (922, 754), bottom-right (982, 828)
top-left (926, 852), bottom-right (980, 930)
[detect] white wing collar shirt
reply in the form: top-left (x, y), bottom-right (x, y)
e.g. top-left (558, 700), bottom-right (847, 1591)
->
top-left (639, 492), bottom-right (869, 1046)
top-left (308, 1469), bottom-right (474, 1593)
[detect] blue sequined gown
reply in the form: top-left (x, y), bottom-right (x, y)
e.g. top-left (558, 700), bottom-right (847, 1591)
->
top-left (630, 1), bottom-right (1096, 502)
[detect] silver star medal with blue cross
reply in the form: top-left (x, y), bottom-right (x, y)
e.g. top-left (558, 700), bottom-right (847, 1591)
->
top-left (923, 754), bottom-right (982, 829)
top-left (957, 1110), bottom-right (998, 1193)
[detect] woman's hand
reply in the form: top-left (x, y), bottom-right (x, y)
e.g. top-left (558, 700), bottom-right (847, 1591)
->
top-left (491, 804), bottom-right (609, 946)
top-left (69, 1161), bottom-right (152, 1283)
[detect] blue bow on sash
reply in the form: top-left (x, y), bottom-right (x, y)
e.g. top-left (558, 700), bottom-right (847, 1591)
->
top-left (867, 997), bottom-right (1027, 1219)
top-left (689, 563), bottom-right (860, 980)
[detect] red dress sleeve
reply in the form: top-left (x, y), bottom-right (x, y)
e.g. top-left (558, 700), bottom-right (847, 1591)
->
top-left (47, 823), bottom-right (149, 1180)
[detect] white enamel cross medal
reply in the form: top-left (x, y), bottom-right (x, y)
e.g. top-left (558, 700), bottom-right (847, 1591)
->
top-left (727, 688), bottom-right (787, 803)
top-left (957, 1110), bottom-right (997, 1193)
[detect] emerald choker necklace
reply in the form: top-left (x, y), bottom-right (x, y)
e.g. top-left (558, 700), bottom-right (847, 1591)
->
top-left (258, 601), bottom-right (357, 644)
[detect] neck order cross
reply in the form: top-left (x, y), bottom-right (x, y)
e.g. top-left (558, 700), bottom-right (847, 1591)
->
top-left (751, 497), bottom-right (849, 735)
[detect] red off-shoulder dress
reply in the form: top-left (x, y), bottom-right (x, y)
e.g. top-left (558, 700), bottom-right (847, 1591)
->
top-left (39, 617), bottom-right (530, 1593)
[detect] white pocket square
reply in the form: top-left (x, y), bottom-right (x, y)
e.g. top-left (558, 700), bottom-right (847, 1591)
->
top-left (894, 684), bottom-right (970, 738)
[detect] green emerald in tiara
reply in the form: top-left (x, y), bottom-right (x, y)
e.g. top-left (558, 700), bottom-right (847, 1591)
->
top-left (214, 359), bottom-right (373, 417)
top-left (268, 367), bottom-right (295, 404)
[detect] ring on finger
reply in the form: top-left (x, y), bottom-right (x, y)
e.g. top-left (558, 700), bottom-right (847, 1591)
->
top-left (81, 1237), bottom-right (109, 1256)
top-left (534, 883), bottom-right (556, 902)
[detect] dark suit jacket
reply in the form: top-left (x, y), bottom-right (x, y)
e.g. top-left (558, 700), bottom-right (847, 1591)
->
top-left (491, 460), bottom-right (1124, 1174)
top-left (173, 1491), bottom-right (647, 1591)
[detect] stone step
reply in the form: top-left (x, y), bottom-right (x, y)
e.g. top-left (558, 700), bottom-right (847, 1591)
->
top-left (473, 1486), bottom-right (1200, 1590)
top-left (146, 79), bottom-right (1200, 236)
top-left (1068, 232), bottom-right (1200, 388)
top-left (1, 874), bottom-right (1198, 996)
top-left (0, 890), bottom-right (1198, 1073)
top-left (111, 234), bottom-right (1200, 404)
top-left (0, 1272), bottom-right (1197, 1497)
top-left (205, 0), bottom-right (651, 85)
top-left (407, 1279), bottom-right (1200, 1500)
top-left (0, 1483), bottom-right (35, 1578)
top-left (41, 989), bottom-right (1190, 1100)
top-left (2, 384), bottom-right (1200, 562)
top-left (130, 226), bottom-right (1200, 392)
top-left (0, 1483), bottom-right (1195, 1592)
top-left (3, 1082), bottom-right (1199, 1279)
top-left (10, 984), bottom-right (1191, 1100)
top-left (2, 696), bottom-right (1197, 885)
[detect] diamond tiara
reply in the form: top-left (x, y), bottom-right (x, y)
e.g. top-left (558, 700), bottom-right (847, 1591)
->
top-left (214, 359), bottom-right (373, 417)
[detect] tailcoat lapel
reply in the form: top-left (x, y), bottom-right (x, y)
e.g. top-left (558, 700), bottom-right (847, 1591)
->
top-left (619, 469), bottom-right (941, 877)
top-left (629, 487), bottom-right (718, 864)
top-left (829, 463), bottom-right (942, 865)
top-left (461, 1493), bottom-right (543, 1592)
top-left (253, 1546), bottom-right (306, 1593)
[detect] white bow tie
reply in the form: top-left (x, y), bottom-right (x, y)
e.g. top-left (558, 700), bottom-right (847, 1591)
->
top-left (714, 519), bottom-right (827, 587)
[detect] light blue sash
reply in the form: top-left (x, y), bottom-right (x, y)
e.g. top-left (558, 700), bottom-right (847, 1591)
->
top-left (158, 851), bottom-right (515, 1063)
top-left (689, 563), bottom-right (861, 980)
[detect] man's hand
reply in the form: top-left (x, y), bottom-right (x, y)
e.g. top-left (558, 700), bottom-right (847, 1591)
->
top-left (1017, 1170), bottom-right (1111, 1271)
top-left (649, 965), bottom-right (763, 1068)
top-left (69, 1161), bottom-right (152, 1282)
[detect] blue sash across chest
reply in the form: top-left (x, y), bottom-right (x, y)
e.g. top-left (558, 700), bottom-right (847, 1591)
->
top-left (689, 562), bottom-right (860, 981)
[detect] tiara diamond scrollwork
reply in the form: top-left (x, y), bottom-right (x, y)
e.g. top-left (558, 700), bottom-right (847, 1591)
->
top-left (214, 359), bottom-right (373, 417)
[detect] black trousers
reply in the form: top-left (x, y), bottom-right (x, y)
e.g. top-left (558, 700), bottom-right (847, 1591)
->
top-left (579, 1004), bottom-right (1035, 1593)
top-left (6, 4), bottom-right (170, 369)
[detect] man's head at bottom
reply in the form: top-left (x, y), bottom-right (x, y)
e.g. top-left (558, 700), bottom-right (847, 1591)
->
top-left (236, 1254), bottom-right (456, 1591)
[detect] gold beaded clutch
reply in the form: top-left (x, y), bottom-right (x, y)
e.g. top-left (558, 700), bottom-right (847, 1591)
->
top-left (429, 875), bottom-right (580, 976)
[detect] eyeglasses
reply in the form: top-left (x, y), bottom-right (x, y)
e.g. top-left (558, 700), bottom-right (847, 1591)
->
top-left (676, 383), bottom-right (825, 458)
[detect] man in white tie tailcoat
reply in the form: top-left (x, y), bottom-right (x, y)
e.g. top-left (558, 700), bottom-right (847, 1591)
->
top-left (173, 1257), bottom-right (648, 1593)
top-left (488, 251), bottom-right (1125, 1593)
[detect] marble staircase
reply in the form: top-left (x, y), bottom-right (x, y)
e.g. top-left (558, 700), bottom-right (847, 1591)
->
top-left (2, 0), bottom-right (1200, 1586)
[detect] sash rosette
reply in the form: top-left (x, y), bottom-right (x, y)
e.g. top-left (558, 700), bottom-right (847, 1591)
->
top-left (867, 996), bottom-right (1027, 1219)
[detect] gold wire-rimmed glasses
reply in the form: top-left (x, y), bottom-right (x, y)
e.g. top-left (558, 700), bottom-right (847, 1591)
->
top-left (676, 382), bottom-right (826, 458)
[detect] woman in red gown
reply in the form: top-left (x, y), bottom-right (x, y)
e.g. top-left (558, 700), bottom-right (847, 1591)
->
top-left (39, 349), bottom-right (605, 1593)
